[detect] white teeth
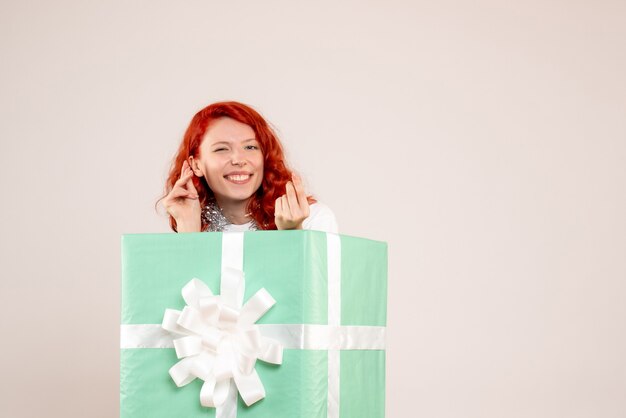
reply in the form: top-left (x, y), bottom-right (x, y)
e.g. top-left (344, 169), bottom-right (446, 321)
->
top-left (226, 174), bottom-right (250, 181)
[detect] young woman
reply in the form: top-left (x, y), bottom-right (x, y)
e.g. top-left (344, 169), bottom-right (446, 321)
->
top-left (159, 101), bottom-right (337, 233)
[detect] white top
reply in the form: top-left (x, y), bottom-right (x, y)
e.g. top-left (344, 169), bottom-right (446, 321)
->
top-left (222, 202), bottom-right (338, 233)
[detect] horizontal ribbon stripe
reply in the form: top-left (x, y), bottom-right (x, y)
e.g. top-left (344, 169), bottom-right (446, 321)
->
top-left (120, 324), bottom-right (386, 350)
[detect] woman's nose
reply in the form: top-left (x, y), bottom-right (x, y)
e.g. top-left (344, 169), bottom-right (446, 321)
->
top-left (230, 148), bottom-right (246, 166)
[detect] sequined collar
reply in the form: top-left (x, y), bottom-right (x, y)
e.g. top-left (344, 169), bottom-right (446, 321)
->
top-left (201, 198), bottom-right (259, 232)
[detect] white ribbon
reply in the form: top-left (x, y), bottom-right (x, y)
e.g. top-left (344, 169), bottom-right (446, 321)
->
top-left (161, 272), bottom-right (283, 410)
top-left (326, 233), bottom-right (341, 418)
top-left (121, 323), bottom-right (386, 350)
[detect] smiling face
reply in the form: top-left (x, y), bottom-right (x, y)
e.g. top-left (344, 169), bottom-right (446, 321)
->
top-left (190, 117), bottom-right (264, 207)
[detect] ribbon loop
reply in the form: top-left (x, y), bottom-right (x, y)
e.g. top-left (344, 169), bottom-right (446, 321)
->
top-left (189, 351), bottom-right (215, 381)
top-left (182, 278), bottom-right (213, 309)
top-left (233, 369), bottom-right (266, 406)
top-left (218, 304), bottom-right (240, 329)
top-left (198, 296), bottom-right (220, 324)
top-left (200, 376), bottom-right (230, 408)
top-left (239, 288), bottom-right (276, 326)
top-left (161, 309), bottom-right (187, 335)
top-left (201, 328), bottom-right (222, 352)
top-left (169, 357), bottom-right (196, 387)
top-left (173, 335), bottom-right (202, 359)
top-left (236, 351), bottom-right (257, 375)
top-left (213, 348), bottom-right (235, 381)
top-left (200, 376), bottom-right (217, 407)
top-left (239, 327), bottom-right (262, 353)
top-left (177, 306), bottom-right (210, 335)
top-left (162, 274), bottom-right (283, 411)
top-left (259, 337), bottom-right (283, 364)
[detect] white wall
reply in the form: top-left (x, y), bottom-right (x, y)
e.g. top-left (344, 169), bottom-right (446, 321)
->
top-left (1, 0), bottom-right (625, 416)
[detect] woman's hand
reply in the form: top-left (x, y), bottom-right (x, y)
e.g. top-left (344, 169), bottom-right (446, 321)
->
top-left (163, 160), bottom-right (202, 232)
top-left (275, 174), bottom-right (310, 230)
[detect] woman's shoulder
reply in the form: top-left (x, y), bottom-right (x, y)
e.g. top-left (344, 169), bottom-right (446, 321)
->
top-left (302, 202), bottom-right (338, 233)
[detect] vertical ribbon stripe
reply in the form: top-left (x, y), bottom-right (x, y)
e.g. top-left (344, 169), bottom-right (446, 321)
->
top-left (217, 381), bottom-right (238, 418)
top-left (217, 232), bottom-right (244, 418)
top-left (221, 232), bottom-right (244, 272)
top-left (326, 233), bottom-right (341, 418)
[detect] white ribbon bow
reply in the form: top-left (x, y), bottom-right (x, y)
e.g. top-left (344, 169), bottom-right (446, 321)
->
top-left (161, 267), bottom-right (283, 409)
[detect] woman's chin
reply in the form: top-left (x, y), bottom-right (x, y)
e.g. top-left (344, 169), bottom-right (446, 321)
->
top-left (214, 191), bottom-right (255, 204)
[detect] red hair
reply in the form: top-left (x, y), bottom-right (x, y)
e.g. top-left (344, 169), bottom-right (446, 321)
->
top-left (158, 101), bottom-right (314, 232)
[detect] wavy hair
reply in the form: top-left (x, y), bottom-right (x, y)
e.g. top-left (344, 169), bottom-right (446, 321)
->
top-left (158, 101), bottom-right (314, 232)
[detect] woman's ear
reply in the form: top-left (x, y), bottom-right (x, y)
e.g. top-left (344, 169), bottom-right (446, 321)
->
top-left (188, 156), bottom-right (204, 177)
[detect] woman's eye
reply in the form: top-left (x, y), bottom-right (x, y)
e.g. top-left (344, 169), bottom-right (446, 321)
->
top-left (214, 148), bottom-right (227, 152)
top-left (245, 145), bottom-right (259, 150)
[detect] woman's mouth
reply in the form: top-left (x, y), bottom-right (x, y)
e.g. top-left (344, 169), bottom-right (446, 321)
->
top-left (224, 173), bottom-right (252, 184)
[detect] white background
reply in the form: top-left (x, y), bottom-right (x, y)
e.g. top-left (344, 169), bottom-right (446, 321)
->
top-left (1, 0), bottom-right (625, 417)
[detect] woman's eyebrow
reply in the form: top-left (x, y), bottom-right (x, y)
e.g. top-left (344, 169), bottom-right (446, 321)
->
top-left (211, 138), bottom-right (257, 146)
